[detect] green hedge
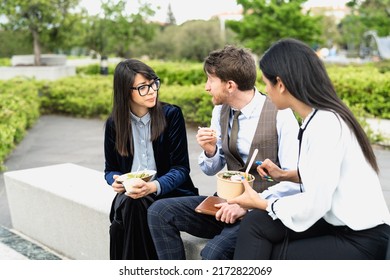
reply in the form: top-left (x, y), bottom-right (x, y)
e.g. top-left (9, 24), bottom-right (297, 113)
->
top-left (0, 78), bottom-right (40, 170)
top-left (39, 76), bottom-right (113, 119)
top-left (327, 65), bottom-right (390, 119)
top-left (159, 84), bottom-right (213, 126)
top-left (76, 61), bottom-right (390, 118)
top-left (76, 60), bottom-right (206, 86)
top-left (1, 62), bottom-right (390, 170)
top-left (0, 58), bottom-right (11, 66)
top-left (148, 61), bottom-right (205, 86)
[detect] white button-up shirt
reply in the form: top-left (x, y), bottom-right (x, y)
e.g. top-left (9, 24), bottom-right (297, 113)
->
top-left (269, 110), bottom-right (390, 231)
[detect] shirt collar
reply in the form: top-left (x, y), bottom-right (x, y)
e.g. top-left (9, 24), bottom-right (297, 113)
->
top-left (239, 88), bottom-right (264, 119)
top-left (130, 111), bottom-right (151, 125)
top-left (300, 108), bottom-right (317, 129)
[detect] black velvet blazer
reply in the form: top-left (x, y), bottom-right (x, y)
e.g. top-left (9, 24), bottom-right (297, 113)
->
top-left (104, 103), bottom-right (198, 198)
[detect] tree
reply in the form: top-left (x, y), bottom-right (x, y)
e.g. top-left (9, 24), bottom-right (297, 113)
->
top-left (143, 19), bottom-right (235, 61)
top-left (318, 14), bottom-right (343, 48)
top-left (338, 4), bottom-right (365, 53)
top-left (0, 30), bottom-right (32, 57)
top-left (0, 0), bottom-right (80, 65)
top-left (340, 0), bottom-right (390, 53)
top-left (166, 3), bottom-right (176, 25)
top-left (346, 0), bottom-right (390, 36)
top-left (226, 0), bottom-right (323, 55)
top-left (43, 9), bottom-right (88, 55)
top-left (177, 20), bottom-right (228, 61)
top-left (84, 0), bottom-right (156, 58)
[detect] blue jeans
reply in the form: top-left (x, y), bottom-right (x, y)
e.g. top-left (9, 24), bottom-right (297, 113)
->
top-left (147, 196), bottom-right (240, 260)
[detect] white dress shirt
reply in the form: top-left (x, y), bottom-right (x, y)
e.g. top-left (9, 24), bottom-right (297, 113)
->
top-left (269, 109), bottom-right (390, 231)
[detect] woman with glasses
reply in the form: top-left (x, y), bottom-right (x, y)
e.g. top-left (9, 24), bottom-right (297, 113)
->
top-left (104, 59), bottom-right (198, 259)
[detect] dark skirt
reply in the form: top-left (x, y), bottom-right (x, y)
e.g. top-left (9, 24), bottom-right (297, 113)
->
top-left (109, 193), bottom-right (157, 260)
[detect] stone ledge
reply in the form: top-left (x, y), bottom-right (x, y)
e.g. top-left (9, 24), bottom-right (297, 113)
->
top-left (0, 65), bottom-right (76, 81)
top-left (4, 163), bottom-right (206, 260)
top-left (181, 232), bottom-right (209, 260)
top-left (4, 163), bottom-right (115, 259)
top-left (366, 118), bottom-right (390, 147)
top-left (11, 54), bottom-right (67, 66)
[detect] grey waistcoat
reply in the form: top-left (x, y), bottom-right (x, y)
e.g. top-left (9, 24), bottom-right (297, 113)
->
top-left (220, 97), bottom-right (280, 192)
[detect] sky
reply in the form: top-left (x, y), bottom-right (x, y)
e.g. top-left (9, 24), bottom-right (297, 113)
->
top-left (79, 0), bottom-right (350, 25)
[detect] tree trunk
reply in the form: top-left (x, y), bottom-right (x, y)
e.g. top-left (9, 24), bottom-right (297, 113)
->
top-left (32, 28), bottom-right (41, 66)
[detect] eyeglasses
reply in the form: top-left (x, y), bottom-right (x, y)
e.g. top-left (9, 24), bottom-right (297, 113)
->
top-left (130, 79), bottom-right (161, 96)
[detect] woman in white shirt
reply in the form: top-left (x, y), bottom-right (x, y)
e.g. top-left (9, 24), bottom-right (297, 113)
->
top-left (229, 38), bottom-right (390, 259)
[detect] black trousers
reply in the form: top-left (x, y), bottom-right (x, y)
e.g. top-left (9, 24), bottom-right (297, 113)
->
top-left (234, 209), bottom-right (390, 260)
top-left (109, 194), bottom-right (157, 260)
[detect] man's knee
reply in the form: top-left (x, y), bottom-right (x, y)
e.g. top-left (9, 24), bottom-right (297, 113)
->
top-left (148, 198), bottom-right (181, 226)
top-left (200, 242), bottom-right (234, 260)
top-left (200, 232), bottom-right (237, 260)
top-left (148, 200), bottom-right (166, 222)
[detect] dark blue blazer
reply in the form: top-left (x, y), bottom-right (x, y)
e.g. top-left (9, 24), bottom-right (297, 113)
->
top-left (104, 103), bottom-right (198, 199)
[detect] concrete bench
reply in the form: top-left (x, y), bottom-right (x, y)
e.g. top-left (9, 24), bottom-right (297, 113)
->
top-left (11, 54), bottom-right (67, 66)
top-left (182, 232), bottom-right (208, 260)
top-left (4, 163), bottom-right (115, 259)
top-left (4, 163), bottom-right (208, 260)
top-left (0, 65), bottom-right (76, 81)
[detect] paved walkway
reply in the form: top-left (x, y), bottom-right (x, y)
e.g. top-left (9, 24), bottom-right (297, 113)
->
top-left (0, 115), bottom-right (389, 260)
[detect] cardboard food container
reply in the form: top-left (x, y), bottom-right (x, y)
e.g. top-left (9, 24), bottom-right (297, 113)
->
top-left (216, 171), bottom-right (255, 199)
top-left (117, 170), bottom-right (157, 183)
top-left (117, 170), bottom-right (157, 194)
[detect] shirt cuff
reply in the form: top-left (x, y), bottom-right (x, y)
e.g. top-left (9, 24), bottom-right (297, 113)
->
top-left (266, 198), bottom-right (279, 220)
top-left (198, 148), bottom-right (220, 166)
top-left (153, 180), bottom-right (161, 196)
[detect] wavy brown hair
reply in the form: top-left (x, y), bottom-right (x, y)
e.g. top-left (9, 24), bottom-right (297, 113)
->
top-left (203, 45), bottom-right (257, 91)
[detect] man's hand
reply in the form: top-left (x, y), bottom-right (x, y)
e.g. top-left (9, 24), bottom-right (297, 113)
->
top-left (196, 127), bottom-right (218, 157)
top-left (215, 202), bottom-right (247, 224)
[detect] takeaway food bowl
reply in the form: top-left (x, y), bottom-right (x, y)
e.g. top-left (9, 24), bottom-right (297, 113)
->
top-left (216, 171), bottom-right (255, 199)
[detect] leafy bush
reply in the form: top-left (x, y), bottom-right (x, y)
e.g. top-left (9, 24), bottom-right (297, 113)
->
top-left (159, 84), bottom-right (213, 126)
top-left (75, 60), bottom-right (205, 86)
top-left (0, 58), bottom-right (11, 66)
top-left (39, 76), bottom-right (113, 119)
top-left (1, 62), bottom-right (390, 170)
top-left (374, 60), bottom-right (390, 74)
top-left (327, 65), bottom-right (390, 118)
top-left (149, 61), bottom-right (206, 86)
top-left (0, 78), bottom-right (40, 170)
top-left (76, 63), bottom-right (115, 76)
top-left (39, 76), bottom-right (212, 125)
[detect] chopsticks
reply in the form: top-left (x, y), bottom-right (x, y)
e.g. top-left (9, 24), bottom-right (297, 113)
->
top-left (245, 148), bottom-right (258, 179)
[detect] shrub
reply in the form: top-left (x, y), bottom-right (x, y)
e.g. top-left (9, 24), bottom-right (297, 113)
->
top-left (159, 84), bottom-right (213, 126)
top-left (1, 62), bottom-right (389, 171)
top-left (75, 60), bottom-right (206, 86)
top-left (0, 78), bottom-right (40, 170)
top-left (327, 65), bottom-right (390, 118)
top-left (0, 58), bottom-right (11, 66)
top-left (39, 76), bottom-right (113, 119)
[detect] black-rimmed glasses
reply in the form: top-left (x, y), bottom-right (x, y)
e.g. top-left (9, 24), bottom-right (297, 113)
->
top-left (130, 79), bottom-right (161, 96)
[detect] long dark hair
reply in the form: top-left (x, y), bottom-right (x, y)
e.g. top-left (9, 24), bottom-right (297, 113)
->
top-left (109, 59), bottom-right (166, 156)
top-left (260, 38), bottom-right (378, 172)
